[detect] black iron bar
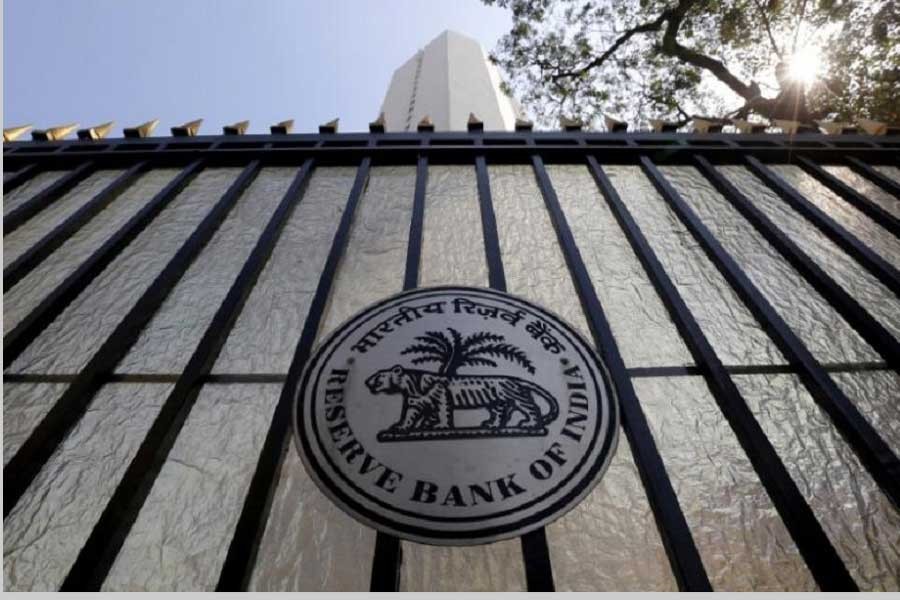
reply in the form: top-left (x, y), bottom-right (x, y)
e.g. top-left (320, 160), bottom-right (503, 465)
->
top-left (586, 156), bottom-right (857, 590)
top-left (476, 154), bottom-right (556, 591)
top-left (216, 158), bottom-right (371, 590)
top-left (745, 156), bottom-right (900, 297)
top-left (4, 162), bottom-right (96, 235)
top-left (369, 154), bottom-right (427, 592)
top-left (3, 161), bottom-right (261, 518)
top-left (3, 163), bottom-right (42, 193)
top-left (4, 162), bottom-right (149, 291)
top-left (474, 155), bottom-right (507, 291)
top-left (795, 156), bottom-right (899, 237)
top-left (845, 156), bottom-right (900, 199)
top-left (529, 154), bottom-right (711, 591)
top-left (3, 160), bottom-right (205, 369)
top-left (60, 160), bottom-right (315, 591)
top-left (641, 156), bottom-right (900, 509)
top-left (694, 156), bottom-right (900, 368)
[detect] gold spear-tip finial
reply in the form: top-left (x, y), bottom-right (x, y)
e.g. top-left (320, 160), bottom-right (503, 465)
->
top-left (417, 115), bottom-right (434, 132)
top-left (32, 123), bottom-right (79, 141)
top-left (369, 113), bottom-right (386, 133)
top-left (515, 118), bottom-right (534, 132)
top-left (171, 119), bottom-right (203, 137)
top-left (649, 119), bottom-right (679, 133)
top-left (123, 119), bottom-right (159, 138)
top-left (270, 119), bottom-right (294, 135)
top-left (560, 116), bottom-right (583, 131)
top-left (692, 116), bottom-right (726, 134)
top-left (319, 118), bottom-right (339, 134)
top-left (604, 115), bottom-right (628, 133)
top-left (223, 120), bottom-right (250, 135)
top-left (730, 119), bottom-right (768, 134)
top-left (4, 124), bottom-right (32, 142)
top-left (77, 121), bottom-right (115, 140)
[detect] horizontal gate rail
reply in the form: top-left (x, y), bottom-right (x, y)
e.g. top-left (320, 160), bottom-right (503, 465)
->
top-left (60, 160), bottom-right (316, 591)
top-left (4, 162), bottom-right (149, 291)
top-left (3, 161), bottom-right (262, 518)
top-left (745, 156), bottom-right (900, 298)
top-left (694, 156), bottom-right (900, 369)
top-left (586, 156), bottom-right (857, 590)
top-left (3, 160), bottom-right (206, 369)
top-left (845, 156), bottom-right (900, 198)
top-left (530, 154), bottom-right (712, 591)
top-left (641, 156), bottom-right (900, 510)
top-left (3, 163), bottom-right (42, 193)
top-left (217, 158), bottom-right (372, 590)
top-left (795, 156), bottom-right (900, 238)
top-left (4, 162), bottom-right (96, 235)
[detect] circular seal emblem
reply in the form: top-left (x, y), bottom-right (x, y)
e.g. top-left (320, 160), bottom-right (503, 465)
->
top-left (293, 286), bottom-right (618, 545)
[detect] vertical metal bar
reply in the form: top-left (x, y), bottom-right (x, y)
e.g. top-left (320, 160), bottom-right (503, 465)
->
top-left (59, 160), bottom-right (316, 591)
top-left (845, 156), bottom-right (900, 198)
top-left (3, 160), bottom-right (206, 369)
top-left (3, 161), bottom-right (262, 518)
top-left (641, 156), bottom-right (900, 509)
top-left (529, 154), bottom-right (711, 591)
top-left (4, 162), bottom-right (97, 234)
top-left (217, 158), bottom-right (372, 591)
top-left (4, 162), bottom-right (149, 290)
top-left (586, 156), bottom-right (857, 590)
top-left (744, 156), bottom-right (900, 297)
top-left (694, 156), bottom-right (900, 368)
top-left (3, 163), bottom-right (42, 193)
top-left (474, 155), bottom-right (507, 291)
top-left (370, 153), bottom-right (427, 592)
top-left (475, 154), bottom-right (556, 592)
top-left (795, 156), bottom-right (899, 237)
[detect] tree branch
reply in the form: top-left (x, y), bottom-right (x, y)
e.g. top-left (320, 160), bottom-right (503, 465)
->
top-left (752, 0), bottom-right (783, 58)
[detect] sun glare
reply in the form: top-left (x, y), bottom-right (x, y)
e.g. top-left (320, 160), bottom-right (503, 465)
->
top-left (788, 46), bottom-right (821, 86)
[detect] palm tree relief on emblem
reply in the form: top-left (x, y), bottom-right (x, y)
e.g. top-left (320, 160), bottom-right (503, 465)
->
top-left (365, 328), bottom-right (560, 442)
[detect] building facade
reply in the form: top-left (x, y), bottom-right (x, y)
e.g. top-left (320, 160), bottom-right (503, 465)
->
top-left (3, 34), bottom-right (900, 593)
top-left (379, 30), bottom-right (524, 132)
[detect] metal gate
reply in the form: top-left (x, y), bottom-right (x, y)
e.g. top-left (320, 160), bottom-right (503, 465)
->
top-left (3, 127), bottom-right (899, 591)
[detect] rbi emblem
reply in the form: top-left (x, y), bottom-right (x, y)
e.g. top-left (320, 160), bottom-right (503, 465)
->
top-left (293, 287), bottom-right (618, 545)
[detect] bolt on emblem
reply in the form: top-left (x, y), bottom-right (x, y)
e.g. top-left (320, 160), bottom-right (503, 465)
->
top-left (293, 287), bottom-right (618, 545)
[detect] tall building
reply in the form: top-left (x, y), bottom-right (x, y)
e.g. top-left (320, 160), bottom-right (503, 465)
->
top-left (379, 30), bottom-right (524, 131)
top-left (3, 28), bottom-right (900, 594)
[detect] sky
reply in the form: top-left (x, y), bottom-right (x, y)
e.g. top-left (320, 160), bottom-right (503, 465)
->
top-left (3, 0), bottom-right (513, 136)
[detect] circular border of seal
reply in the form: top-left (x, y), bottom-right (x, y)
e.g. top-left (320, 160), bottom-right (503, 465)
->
top-left (292, 286), bottom-right (619, 546)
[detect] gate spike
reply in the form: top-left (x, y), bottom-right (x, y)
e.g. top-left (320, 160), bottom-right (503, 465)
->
top-left (858, 119), bottom-right (900, 136)
top-left (816, 121), bottom-right (857, 135)
top-left (417, 115), bottom-right (434, 132)
top-left (270, 119), bottom-right (294, 135)
top-left (3, 124), bottom-right (32, 142)
top-left (730, 119), bottom-right (768, 134)
top-left (515, 118), bottom-right (533, 132)
top-left (319, 118), bottom-right (339, 134)
top-left (369, 113), bottom-right (386, 133)
top-left (123, 119), bottom-right (159, 138)
top-left (649, 119), bottom-right (679, 133)
top-left (77, 121), bottom-right (115, 140)
top-left (32, 123), bottom-right (78, 141)
top-left (467, 113), bottom-right (484, 132)
top-left (772, 119), bottom-right (817, 135)
top-left (560, 116), bottom-right (583, 132)
top-left (604, 115), bottom-right (628, 133)
top-left (691, 116), bottom-right (726, 134)
top-left (223, 120), bottom-right (250, 135)
top-left (171, 119), bottom-right (203, 137)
